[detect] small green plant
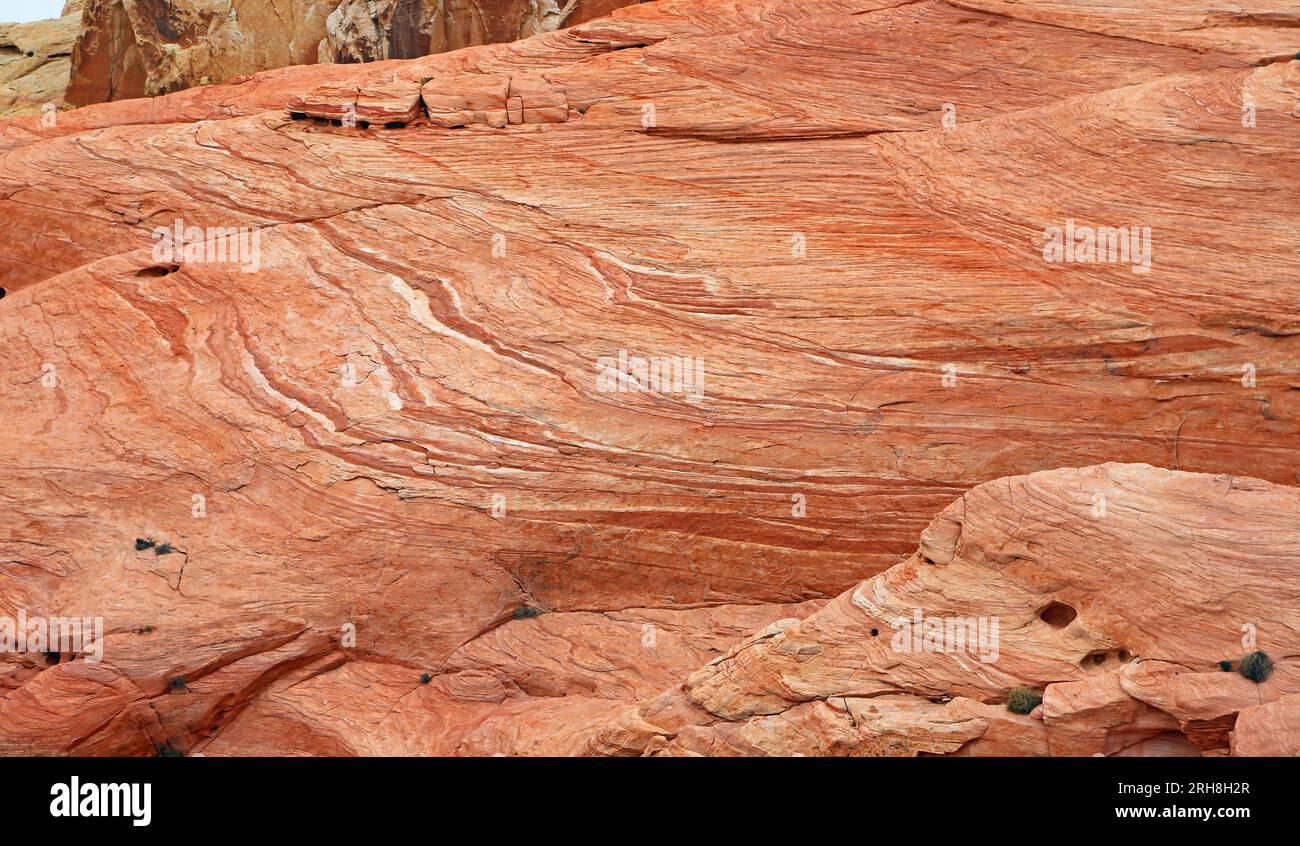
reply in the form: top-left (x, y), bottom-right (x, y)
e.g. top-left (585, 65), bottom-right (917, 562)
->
top-left (156, 743), bottom-right (184, 758)
top-left (512, 605), bottom-right (543, 620)
top-left (155, 542), bottom-right (175, 555)
top-left (137, 625), bottom-right (155, 634)
top-left (168, 675), bottom-right (188, 691)
top-left (1238, 651), bottom-right (1274, 683)
top-left (1218, 659), bottom-right (1233, 672)
top-left (135, 538), bottom-right (156, 550)
top-left (1006, 687), bottom-right (1042, 715)
top-left (419, 673), bottom-right (432, 684)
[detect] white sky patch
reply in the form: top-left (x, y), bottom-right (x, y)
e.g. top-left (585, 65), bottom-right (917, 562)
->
top-left (0, 0), bottom-right (67, 24)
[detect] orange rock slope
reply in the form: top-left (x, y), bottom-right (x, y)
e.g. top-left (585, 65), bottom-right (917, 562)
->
top-left (0, 0), bottom-right (1298, 755)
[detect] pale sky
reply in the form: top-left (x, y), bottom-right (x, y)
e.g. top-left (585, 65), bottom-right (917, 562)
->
top-left (0, 0), bottom-right (67, 24)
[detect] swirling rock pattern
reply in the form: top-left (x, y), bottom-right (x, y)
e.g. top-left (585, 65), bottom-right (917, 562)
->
top-left (0, 0), bottom-right (1297, 755)
top-left (618, 464), bottom-right (1299, 756)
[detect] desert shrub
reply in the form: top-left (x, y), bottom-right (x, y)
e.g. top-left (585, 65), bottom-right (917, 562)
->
top-left (512, 606), bottom-right (544, 620)
top-left (1238, 651), bottom-right (1274, 683)
top-left (155, 542), bottom-right (174, 555)
top-left (420, 673), bottom-right (432, 684)
top-left (135, 538), bottom-right (156, 550)
top-left (1006, 687), bottom-right (1043, 715)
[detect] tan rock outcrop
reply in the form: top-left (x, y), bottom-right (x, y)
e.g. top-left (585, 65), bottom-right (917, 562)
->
top-left (61, 0), bottom-right (642, 106)
top-left (0, 2), bottom-right (82, 116)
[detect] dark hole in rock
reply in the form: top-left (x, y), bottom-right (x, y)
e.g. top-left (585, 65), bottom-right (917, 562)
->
top-left (44, 651), bottom-right (60, 665)
top-left (359, 120), bottom-right (370, 129)
top-left (289, 112), bottom-right (307, 120)
top-left (870, 628), bottom-right (879, 637)
top-left (1119, 649), bottom-right (1131, 661)
top-left (0, 286), bottom-right (6, 299)
top-left (136, 264), bottom-right (179, 278)
top-left (1039, 601), bottom-right (1077, 628)
top-left (385, 121), bottom-right (406, 129)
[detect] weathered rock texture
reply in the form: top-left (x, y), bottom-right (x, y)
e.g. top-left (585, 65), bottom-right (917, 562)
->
top-left (62, 0), bottom-right (642, 106)
top-left (0, 1), bottom-right (83, 116)
top-left (1, 0), bottom-right (1298, 755)
top-left (608, 464), bottom-right (1300, 757)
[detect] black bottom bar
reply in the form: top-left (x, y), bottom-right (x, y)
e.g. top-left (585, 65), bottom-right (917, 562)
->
top-left (8, 756), bottom-right (1290, 833)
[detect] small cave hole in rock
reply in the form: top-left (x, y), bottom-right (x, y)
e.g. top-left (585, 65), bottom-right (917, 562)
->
top-left (870, 628), bottom-right (879, 637)
top-left (44, 651), bottom-right (61, 665)
top-left (385, 121), bottom-right (407, 129)
top-left (0, 286), bottom-right (6, 300)
top-left (136, 264), bottom-right (179, 278)
top-left (1039, 601), bottom-right (1077, 628)
top-left (1119, 649), bottom-right (1132, 662)
top-left (1081, 650), bottom-right (1116, 669)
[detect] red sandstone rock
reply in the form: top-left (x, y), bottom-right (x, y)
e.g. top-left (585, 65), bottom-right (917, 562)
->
top-left (1233, 695), bottom-right (1300, 756)
top-left (597, 464), bottom-right (1300, 756)
top-left (421, 73), bottom-right (512, 127)
top-left (1, 0), bottom-right (1298, 756)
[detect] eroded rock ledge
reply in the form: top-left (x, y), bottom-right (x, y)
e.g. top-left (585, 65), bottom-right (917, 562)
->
top-left (3, 464), bottom-right (1295, 756)
top-left (595, 464), bottom-right (1300, 757)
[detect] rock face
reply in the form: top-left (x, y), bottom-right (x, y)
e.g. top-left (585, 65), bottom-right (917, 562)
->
top-left (0, 1), bottom-right (83, 116)
top-left (62, 0), bottom-right (642, 106)
top-left (614, 464), bottom-right (1300, 757)
top-left (1, 0), bottom-right (1298, 756)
